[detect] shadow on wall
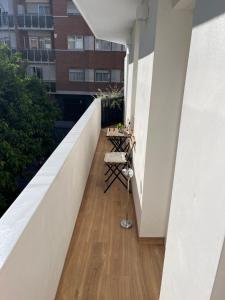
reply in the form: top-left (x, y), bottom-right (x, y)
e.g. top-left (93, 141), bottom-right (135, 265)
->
top-left (133, 0), bottom-right (225, 62)
top-left (193, 0), bottom-right (225, 27)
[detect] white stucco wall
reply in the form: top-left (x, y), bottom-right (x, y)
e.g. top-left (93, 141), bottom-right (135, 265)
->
top-left (140, 0), bottom-right (193, 237)
top-left (131, 0), bottom-right (193, 237)
top-left (160, 0), bottom-right (225, 299)
top-left (132, 0), bottom-right (158, 231)
top-left (0, 100), bottom-right (101, 300)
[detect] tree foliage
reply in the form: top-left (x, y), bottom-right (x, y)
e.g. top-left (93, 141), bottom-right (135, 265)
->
top-left (0, 45), bottom-right (60, 215)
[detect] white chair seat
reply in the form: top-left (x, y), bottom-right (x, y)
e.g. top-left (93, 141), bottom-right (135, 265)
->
top-left (104, 152), bottom-right (127, 163)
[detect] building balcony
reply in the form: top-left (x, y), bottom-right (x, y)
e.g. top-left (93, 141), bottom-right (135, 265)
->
top-left (17, 15), bottom-right (53, 30)
top-left (0, 14), bottom-right (14, 28)
top-left (44, 81), bottom-right (56, 93)
top-left (0, 99), bottom-right (164, 299)
top-left (21, 49), bottom-right (55, 63)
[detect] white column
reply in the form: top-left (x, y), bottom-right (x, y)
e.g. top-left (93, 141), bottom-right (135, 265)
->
top-left (124, 43), bottom-right (132, 123)
top-left (124, 45), bottom-right (131, 123)
top-left (129, 20), bottom-right (141, 127)
top-left (125, 5), bottom-right (146, 127)
top-left (134, 0), bottom-right (193, 237)
top-left (132, 0), bottom-right (159, 231)
top-left (160, 0), bottom-right (225, 299)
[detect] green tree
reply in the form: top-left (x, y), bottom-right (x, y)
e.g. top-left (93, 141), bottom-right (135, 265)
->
top-left (0, 45), bottom-right (60, 216)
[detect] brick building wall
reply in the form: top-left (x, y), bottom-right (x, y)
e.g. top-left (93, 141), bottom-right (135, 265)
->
top-left (52, 0), bottom-right (125, 94)
top-left (0, 0), bottom-right (125, 96)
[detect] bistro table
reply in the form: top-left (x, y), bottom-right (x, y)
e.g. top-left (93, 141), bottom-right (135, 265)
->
top-left (106, 127), bottom-right (131, 152)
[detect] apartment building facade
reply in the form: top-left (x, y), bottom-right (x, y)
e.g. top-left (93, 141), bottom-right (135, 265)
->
top-left (1, 1), bottom-right (225, 300)
top-left (0, 0), bottom-right (125, 98)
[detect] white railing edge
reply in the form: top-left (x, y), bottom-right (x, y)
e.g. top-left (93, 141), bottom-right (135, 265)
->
top-left (0, 98), bottom-right (101, 269)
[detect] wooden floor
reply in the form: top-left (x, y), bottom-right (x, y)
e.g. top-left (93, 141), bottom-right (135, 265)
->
top-left (55, 130), bottom-right (165, 300)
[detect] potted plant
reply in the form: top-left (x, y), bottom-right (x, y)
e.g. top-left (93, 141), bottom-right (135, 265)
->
top-left (94, 86), bottom-right (124, 127)
top-left (117, 122), bottom-right (124, 133)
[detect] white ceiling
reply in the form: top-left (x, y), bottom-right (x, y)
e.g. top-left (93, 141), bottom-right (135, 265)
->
top-left (73, 0), bottom-right (142, 45)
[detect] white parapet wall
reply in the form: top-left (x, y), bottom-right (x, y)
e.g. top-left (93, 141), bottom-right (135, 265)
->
top-left (0, 99), bottom-right (101, 300)
top-left (160, 0), bottom-right (225, 299)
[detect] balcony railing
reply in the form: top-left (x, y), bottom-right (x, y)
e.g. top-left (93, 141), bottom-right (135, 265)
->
top-left (0, 99), bottom-right (101, 299)
top-left (17, 15), bottom-right (53, 29)
top-left (0, 13), bottom-right (14, 28)
top-left (21, 49), bottom-right (55, 62)
top-left (44, 81), bottom-right (56, 93)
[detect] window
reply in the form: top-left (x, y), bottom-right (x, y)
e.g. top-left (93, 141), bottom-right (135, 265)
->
top-left (26, 4), bottom-right (50, 15)
top-left (39, 37), bottom-right (51, 49)
top-left (111, 70), bottom-right (121, 83)
top-left (121, 71), bottom-right (124, 82)
top-left (111, 43), bottom-right (122, 52)
top-left (67, 1), bottom-right (80, 15)
top-left (0, 37), bottom-right (10, 47)
top-left (69, 69), bottom-right (85, 81)
top-left (26, 3), bottom-right (37, 14)
top-left (17, 4), bottom-right (24, 15)
top-left (122, 45), bottom-right (126, 52)
top-left (0, 6), bottom-right (8, 26)
top-left (95, 70), bottom-right (110, 82)
top-left (29, 37), bottom-right (52, 49)
top-left (85, 69), bottom-right (94, 82)
top-left (84, 36), bottom-right (94, 51)
top-left (30, 66), bottom-right (43, 79)
top-left (29, 37), bottom-right (38, 49)
top-left (0, 5), bottom-right (5, 14)
top-left (68, 35), bottom-right (83, 50)
top-left (38, 4), bottom-right (50, 15)
top-left (95, 39), bottom-right (111, 51)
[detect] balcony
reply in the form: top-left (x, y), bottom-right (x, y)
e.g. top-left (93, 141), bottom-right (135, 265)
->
top-left (44, 81), bottom-right (56, 93)
top-left (55, 132), bottom-right (164, 299)
top-left (0, 13), bottom-right (14, 28)
top-left (21, 49), bottom-right (55, 63)
top-left (17, 15), bottom-right (53, 30)
top-left (0, 99), bottom-right (164, 299)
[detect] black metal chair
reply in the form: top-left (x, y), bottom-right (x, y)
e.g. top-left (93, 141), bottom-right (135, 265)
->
top-left (104, 137), bottom-right (135, 193)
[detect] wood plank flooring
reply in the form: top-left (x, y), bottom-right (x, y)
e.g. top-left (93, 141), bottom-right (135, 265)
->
top-left (55, 130), bottom-right (165, 300)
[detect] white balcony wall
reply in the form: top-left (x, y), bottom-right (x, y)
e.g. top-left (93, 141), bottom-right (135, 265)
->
top-left (160, 0), bottom-right (225, 299)
top-left (129, 0), bottom-right (193, 237)
top-left (0, 99), bottom-right (101, 300)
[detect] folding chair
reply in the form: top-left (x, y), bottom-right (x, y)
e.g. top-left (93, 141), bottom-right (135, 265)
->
top-left (104, 137), bottom-right (135, 193)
